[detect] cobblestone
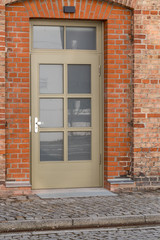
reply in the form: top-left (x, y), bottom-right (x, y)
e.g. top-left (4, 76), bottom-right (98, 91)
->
top-left (0, 226), bottom-right (160, 239)
top-left (0, 191), bottom-right (160, 221)
top-left (0, 190), bottom-right (159, 233)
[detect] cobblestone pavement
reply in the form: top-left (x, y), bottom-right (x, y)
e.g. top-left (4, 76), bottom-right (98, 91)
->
top-left (0, 226), bottom-right (160, 239)
top-left (0, 191), bottom-right (160, 221)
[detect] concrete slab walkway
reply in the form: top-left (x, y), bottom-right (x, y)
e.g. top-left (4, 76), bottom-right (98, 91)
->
top-left (0, 190), bottom-right (160, 233)
top-left (36, 188), bottom-right (116, 199)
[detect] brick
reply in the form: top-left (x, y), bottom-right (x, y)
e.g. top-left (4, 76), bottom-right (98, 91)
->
top-left (0, 0), bottom-right (158, 194)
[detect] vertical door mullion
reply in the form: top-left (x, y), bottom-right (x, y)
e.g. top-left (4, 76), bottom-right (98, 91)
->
top-left (64, 63), bottom-right (68, 162)
top-left (64, 26), bottom-right (66, 49)
top-left (37, 62), bottom-right (41, 164)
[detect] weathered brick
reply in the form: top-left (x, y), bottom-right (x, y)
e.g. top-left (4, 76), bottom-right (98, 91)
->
top-left (0, 0), bottom-right (159, 194)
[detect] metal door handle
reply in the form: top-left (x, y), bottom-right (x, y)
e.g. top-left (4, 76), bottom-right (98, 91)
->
top-left (37, 121), bottom-right (43, 126)
top-left (35, 117), bottom-right (44, 133)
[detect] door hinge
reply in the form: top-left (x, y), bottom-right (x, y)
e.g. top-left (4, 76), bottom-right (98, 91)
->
top-left (99, 65), bottom-right (101, 77)
top-left (99, 154), bottom-right (102, 165)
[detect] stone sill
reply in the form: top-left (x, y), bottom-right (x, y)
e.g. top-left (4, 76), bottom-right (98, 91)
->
top-left (5, 181), bottom-right (31, 188)
top-left (108, 178), bottom-right (134, 185)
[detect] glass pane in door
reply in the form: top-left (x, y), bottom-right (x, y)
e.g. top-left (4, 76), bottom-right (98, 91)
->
top-left (68, 98), bottom-right (91, 127)
top-left (40, 132), bottom-right (64, 161)
top-left (68, 65), bottom-right (91, 94)
top-left (66, 27), bottom-right (96, 50)
top-left (40, 65), bottom-right (63, 94)
top-left (40, 99), bottom-right (63, 128)
top-left (68, 132), bottom-right (91, 160)
top-left (33, 26), bottom-right (64, 49)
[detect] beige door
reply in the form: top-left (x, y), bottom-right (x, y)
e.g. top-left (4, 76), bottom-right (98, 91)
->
top-left (31, 22), bottom-right (102, 189)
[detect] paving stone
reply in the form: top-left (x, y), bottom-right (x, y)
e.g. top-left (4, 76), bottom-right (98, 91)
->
top-left (0, 191), bottom-right (159, 229)
top-left (0, 226), bottom-right (160, 240)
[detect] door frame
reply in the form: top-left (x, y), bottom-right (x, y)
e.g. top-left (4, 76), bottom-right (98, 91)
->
top-left (29, 20), bottom-right (104, 189)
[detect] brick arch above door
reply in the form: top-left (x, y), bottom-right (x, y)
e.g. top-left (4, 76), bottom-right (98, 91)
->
top-left (5, 0), bottom-right (131, 20)
top-left (4, 0), bottom-right (138, 10)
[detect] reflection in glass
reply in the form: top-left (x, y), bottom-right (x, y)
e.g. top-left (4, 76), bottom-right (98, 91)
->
top-left (40, 132), bottom-right (63, 161)
top-left (68, 99), bottom-right (91, 127)
top-left (68, 65), bottom-right (91, 94)
top-left (33, 26), bottom-right (64, 49)
top-left (40, 65), bottom-right (63, 94)
top-left (68, 132), bottom-right (91, 161)
top-left (40, 99), bottom-right (63, 128)
top-left (66, 27), bottom-right (96, 50)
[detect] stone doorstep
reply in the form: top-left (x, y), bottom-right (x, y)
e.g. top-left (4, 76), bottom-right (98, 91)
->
top-left (35, 188), bottom-right (116, 199)
top-left (0, 215), bottom-right (160, 233)
top-left (0, 181), bottom-right (135, 196)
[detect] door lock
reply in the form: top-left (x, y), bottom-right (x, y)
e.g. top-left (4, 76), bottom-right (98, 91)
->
top-left (35, 117), bottom-right (44, 133)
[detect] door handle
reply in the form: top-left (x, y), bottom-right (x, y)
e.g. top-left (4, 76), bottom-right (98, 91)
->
top-left (35, 117), bottom-right (44, 133)
top-left (37, 121), bottom-right (43, 126)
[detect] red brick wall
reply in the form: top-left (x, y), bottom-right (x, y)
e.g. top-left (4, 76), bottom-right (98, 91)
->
top-left (133, 0), bottom-right (160, 187)
top-left (4, 0), bottom-right (133, 186)
top-left (0, 2), bottom-right (6, 184)
top-left (104, 7), bottom-right (133, 184)
top-left (0, 0), bottom-right (159, 192)
top-left (5, 3), bottom-right (30, 182)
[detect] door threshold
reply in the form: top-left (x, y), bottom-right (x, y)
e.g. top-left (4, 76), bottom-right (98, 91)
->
top-left (34, 188), bottom-right (116, 199)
